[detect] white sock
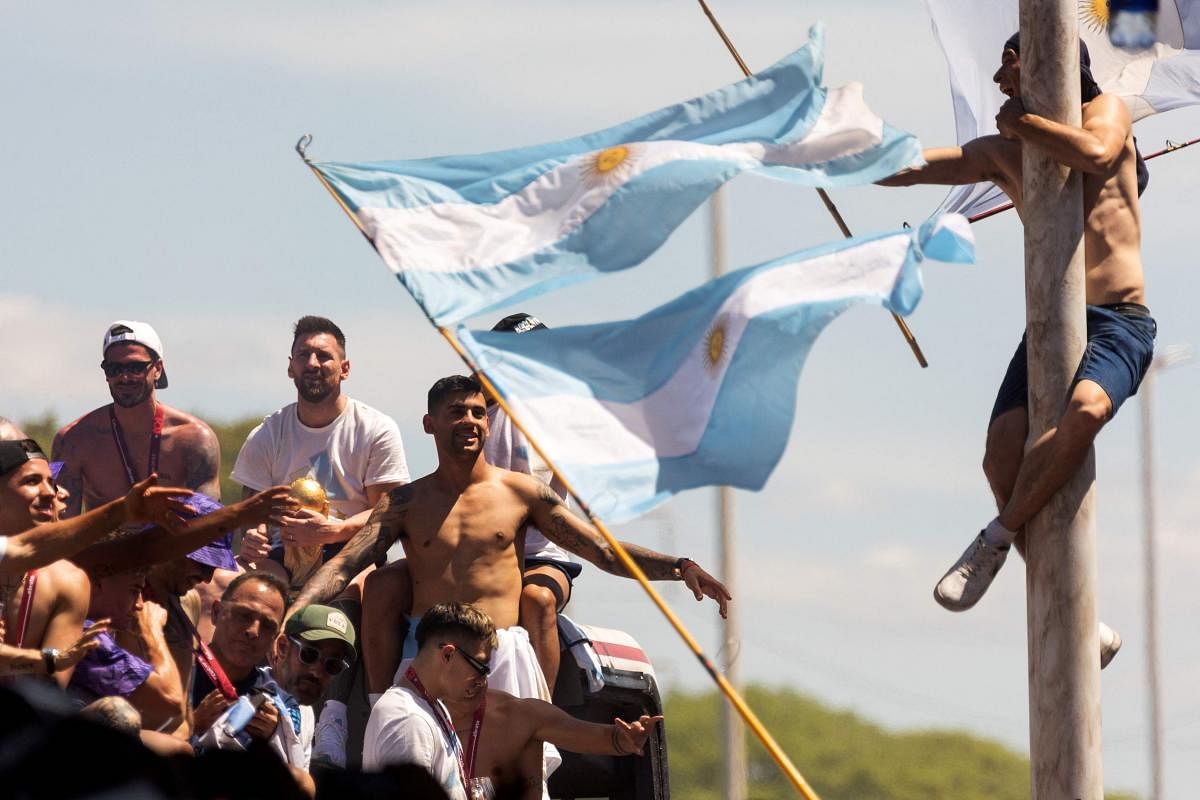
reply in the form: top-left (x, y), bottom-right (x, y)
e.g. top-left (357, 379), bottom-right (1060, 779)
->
top-left (983, 517), bottom-right (1016, 548)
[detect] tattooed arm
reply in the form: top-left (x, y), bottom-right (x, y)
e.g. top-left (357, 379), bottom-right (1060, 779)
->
top-left (523, 479), bottom-right (731, 616)
top-left (183, 422), bottom-right (222, 501)
top-left (289, 483), bottom-right (412, 611)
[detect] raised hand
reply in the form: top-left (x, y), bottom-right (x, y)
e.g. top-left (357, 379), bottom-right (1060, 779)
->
top-left (274, 507), bottom-right (344, 547)
top-left (613, 714), bottom-right (663, 756)
top-left (55, 618), bottom-right (113, 671)
top-left (123, 474), bottom-right (195, 532)
top-left (243, 486), bottom-right (298, 527)
top-left (681, 560), bottom-right (732, 619)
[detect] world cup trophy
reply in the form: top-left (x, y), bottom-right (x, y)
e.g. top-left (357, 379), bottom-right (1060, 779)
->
top-left (283, 477), bottom-right (331, 590)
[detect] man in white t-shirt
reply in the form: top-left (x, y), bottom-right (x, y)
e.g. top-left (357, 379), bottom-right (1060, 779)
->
top-left (365, 603), bottom-right (659, 800)
top-left (232, 315), bottom-right (409, 768)
top-left (233, 315), bottom-right (410, 593)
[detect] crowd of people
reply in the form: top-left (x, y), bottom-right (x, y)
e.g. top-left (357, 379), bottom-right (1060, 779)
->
top-left (0, 314), bottom-right (730, 799)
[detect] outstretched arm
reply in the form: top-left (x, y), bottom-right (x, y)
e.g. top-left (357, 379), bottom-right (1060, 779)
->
top-left (72, 485), bottom-right (293, 578)
top-left (995, 93), bottom-right (1130, 173)
top-left (289, 483), bottom-right (412, 611)
top-left (0, 476), bottom-right (195, 576)
top-left (877, 137), bottom-right (1013, 188)
top-left (526, 483), bottom-right (730, 616)
top-left (521, 696), bottom-right (661, 756)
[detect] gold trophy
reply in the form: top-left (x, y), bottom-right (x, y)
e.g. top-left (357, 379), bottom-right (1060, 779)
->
top-left (283, 477), bottom-right (330, 591)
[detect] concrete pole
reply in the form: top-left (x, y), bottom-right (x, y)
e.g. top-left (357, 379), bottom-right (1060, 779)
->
top-left (1018, 2), bottom-right (1104, 798)
top-left (709, 188), bottom-right (747, 800)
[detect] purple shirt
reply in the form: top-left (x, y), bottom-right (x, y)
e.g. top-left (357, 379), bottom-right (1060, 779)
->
top-left (68, 619), bottom-right (153, 702)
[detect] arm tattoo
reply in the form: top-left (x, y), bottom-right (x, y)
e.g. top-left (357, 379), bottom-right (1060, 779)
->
top-left (185, 435), bottom-right (221, 493)
top-left (290, 484), bottom-right (412, 609)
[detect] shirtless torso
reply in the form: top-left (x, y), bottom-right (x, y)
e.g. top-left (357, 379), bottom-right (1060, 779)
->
top-left (53, 402), bottom-right (220, 515)
top-left (882, 91), bottom-right (1144, 305)
top-left (0, 559), bottom-right (90, 687)
top-left (293, 384), bottom-right (730, 626)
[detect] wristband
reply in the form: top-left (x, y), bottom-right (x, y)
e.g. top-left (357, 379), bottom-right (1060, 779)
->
top-left (673, 557), bottom-right (696, 580)
top-left (41, 648), bottom-right (59, 675)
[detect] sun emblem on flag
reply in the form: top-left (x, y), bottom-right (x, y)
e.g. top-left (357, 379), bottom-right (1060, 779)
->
top-left (581, 144), bottom-right (639, 186)
top-left (1079, 0), bottom-right (1109, 32)
top-left (703, 317), bottom-right (729, 374)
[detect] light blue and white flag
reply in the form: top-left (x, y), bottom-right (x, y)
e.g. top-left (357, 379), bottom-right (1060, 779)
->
top-left (460, 215), bottom-right (975, 523)
top-left (927, 0), bottom-right (1200, 218)
top-left (311, 24), bottom-right (923, 325)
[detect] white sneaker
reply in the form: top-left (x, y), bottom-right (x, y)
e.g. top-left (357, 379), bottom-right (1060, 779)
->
top-left (312, 699), bottom-right (348, 768)
top-left (1099, 621), bottom-right (1122, 670)
top-left (934, 532), bottom-right (1010, 611)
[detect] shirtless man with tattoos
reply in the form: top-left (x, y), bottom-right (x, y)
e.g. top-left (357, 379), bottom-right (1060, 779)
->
top-left (293, 375), bottom-right (730, 702)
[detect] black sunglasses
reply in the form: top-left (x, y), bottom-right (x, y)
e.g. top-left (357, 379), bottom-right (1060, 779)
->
top-left (289, 637), bottom-right (351, 676)
top-left (101, 360), bottom-right (155, 379)
top-left (444, 643), bottom-right (491, 677)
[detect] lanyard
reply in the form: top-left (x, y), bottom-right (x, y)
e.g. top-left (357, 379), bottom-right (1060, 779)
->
top-left (405, 666), bottom-right (486, 798)
top-left (5, 570), bottom-right (38, 647)
top-left (109, 403), bottom-right (164, 486)
top-left (145, 585), bottom-right (239, 702)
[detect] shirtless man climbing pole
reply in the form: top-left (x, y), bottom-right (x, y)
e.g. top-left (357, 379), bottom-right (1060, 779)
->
top-left (880, 35), bottom-right (1155, 666)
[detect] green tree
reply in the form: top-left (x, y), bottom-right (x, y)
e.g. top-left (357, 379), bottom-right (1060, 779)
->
top-left (18, 411), bottom-right (266, 505)
top-left (665, 687), bottom-right (1140, 800)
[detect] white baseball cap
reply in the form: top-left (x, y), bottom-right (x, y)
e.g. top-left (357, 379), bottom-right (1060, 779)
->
top-left (102, 320), bottom-right (169, 389)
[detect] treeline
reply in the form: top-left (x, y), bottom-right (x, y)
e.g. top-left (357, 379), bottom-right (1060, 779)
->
top-left (20, 411), bottom-right (265, 504)
top-left (665, 686), bottom-right (1139, 800)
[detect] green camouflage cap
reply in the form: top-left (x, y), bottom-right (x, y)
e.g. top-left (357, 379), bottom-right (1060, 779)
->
top-left (285, 604), bottom-right (357, 661)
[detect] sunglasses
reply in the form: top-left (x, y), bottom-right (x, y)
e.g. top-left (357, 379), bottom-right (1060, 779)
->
top-left (288, 637), bottom-right (351, 676)
top-left (444, 643), bottom-right (491, 677)
top-left (101, 360), bottom-right (156, 379)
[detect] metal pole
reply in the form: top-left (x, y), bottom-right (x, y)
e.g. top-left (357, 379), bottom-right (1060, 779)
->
top-left (1139, 369), bottom-right (1164, 800)
top-left (710, 188), bottom-right (748, 800)
top-left (1018, 3), bottom-right (1103, 797)
top-left (1139, 345), bottom-right (1192, 800)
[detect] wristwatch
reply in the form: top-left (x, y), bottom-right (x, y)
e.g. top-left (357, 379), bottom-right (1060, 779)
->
top-left (41, 648), bottom-right (59, 675)
top-left (672, 557), bottom-right (696, 580)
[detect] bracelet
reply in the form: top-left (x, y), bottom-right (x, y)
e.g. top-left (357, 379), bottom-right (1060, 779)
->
top-left (41, 648), bottom-right (59, 675)
top-left (673, 557), bottom-right (696, 580)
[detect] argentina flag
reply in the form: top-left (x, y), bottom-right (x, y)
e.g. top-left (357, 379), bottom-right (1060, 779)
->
top-left (310, 23), bottom-right (923, 326)
top-left (459, 215), bottom-right (975, 523)
top-left (926, 0), bottom-right (1200, 218)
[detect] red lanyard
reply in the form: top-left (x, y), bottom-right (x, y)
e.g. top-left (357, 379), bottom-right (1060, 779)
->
top-left (109, 403), bottom-right (164, 486)
top-left (144, 585), bottom-right (239, 701)
top-left (405, 666), bottom-right (486, 797)
top-left (4, 570), bottom-right (38, 647)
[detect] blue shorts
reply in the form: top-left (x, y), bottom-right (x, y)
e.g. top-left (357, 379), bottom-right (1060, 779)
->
top-left (990, 303), bottom-right (1156, 425)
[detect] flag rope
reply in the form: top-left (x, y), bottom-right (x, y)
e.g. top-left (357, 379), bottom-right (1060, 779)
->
top-left (697, 0), bottom-right (929, 369)
top-left (297, 138), bottom-right (823, 800)
top-left (966, 135), bottom-right (1200, 223)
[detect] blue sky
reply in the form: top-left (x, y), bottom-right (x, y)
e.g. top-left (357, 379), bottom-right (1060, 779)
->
top-left (4, 1), bottom-right (1200, 795)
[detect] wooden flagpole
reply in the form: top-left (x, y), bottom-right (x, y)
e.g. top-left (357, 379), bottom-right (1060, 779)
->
top-left (296, 139), bottom-right (823, 799)
top-left (696, 0), bottom-right (929, 369)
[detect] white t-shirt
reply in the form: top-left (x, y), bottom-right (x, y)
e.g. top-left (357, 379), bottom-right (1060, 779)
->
top-left (232, 398), bottom-right (410, 519)
top-left (363, 684), bottom-right (466, 800)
